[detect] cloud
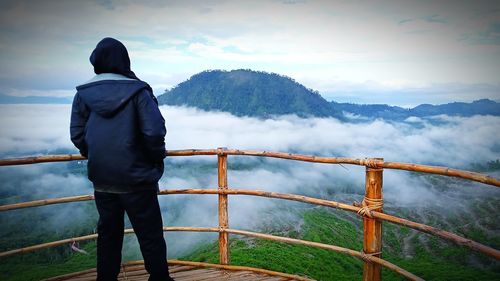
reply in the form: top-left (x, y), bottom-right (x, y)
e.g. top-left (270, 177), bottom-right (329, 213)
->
top-left (158, 105), bottom-right (500, 166)
top-left (0, 161), bottom-right (95, 245)
top-left (1, 0), bottom-right (500, 99)
top-left (0, 104), bottom-right (74, 156)
top-left (282, 0), bottom-right (306, 5)
top-left (96, 0), bottom-right (115, 10)
top-left (1, 103), bottom-right (500, 257)
top-left (459, 22), bottom-right (500, 45)
top-left (398, 18), bottom-right (414, 25)
top-left (404, 116), bottom-right (424, 123)
top-left (422, 14), bottom-right (447, 24)
top-left (2, 103), bottom-right (499, 165)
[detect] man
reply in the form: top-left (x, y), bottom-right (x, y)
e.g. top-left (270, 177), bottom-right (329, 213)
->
top-left (70, 37), bottom-right (173, 281)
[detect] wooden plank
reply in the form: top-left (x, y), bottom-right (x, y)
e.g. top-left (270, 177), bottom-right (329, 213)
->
top-left (120, 268), bottom-right (148, 278)
top-left (46, 266), bottom-right (309, 281)
top-left (171, 268), bottom-right (216, 278)
top-left (166, 260), bottom-right (314, 280)
top-left (169, 265), bottom-right (197, 273)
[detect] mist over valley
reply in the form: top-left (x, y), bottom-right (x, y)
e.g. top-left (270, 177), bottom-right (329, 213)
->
top-left (0, 103), bottom-right (499, 280)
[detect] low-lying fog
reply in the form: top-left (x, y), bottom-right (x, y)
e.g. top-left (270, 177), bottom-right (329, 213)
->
top-left (0, 104), bottom-right (499, 257)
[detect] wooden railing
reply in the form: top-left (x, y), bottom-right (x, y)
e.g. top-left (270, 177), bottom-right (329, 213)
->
top-left (0, 148), bottom-right (499, 281)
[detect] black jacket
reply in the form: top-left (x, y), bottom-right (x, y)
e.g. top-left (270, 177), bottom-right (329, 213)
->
top-left (70, 76), bottom-right (166, 192)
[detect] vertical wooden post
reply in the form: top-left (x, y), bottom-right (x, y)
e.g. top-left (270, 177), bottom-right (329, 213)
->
top-left (217, 147), bottom-right (229, 265)
top-left (362, 158), bottom-right (383, 281)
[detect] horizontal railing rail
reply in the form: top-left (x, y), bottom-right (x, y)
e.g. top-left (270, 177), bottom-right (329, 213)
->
top-left (1, 189), bottom-right (498, 260)
top-left (1, 148), bottom-right (499, 281)
top-left (1, 149), bottom-right (498, 187)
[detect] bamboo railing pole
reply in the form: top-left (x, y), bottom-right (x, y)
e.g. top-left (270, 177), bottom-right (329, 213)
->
top-left (0, 195), bottom-right (94, 212)
top-left (382, 161), bottom-right (500, 187)
top-left (369, 211), bottom-right (500, 260)
top-left (0, 227), bottom-right (220, 258)
top-left (362, 159), bottom-right (383, 281)
top-left (217, 147), bottom-right (230, 265)
top-left (222, 149), bottom-right (368, 165)
top-left (165, 149), bottom-right (218, 157)
top-left (1, 151), bottom-right (499, 187)
top-left (163, 226), bottom-right (220, 233)
top-left (0, 154), bottom-right (86, 166)
top-left (0, 233), bottom-right (98, 258)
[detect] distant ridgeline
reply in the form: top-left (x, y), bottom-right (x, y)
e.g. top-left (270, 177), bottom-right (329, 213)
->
top-left (0, 94), bottom-right (72, 104)
top-left (157, 69), bottom-right (500, 120)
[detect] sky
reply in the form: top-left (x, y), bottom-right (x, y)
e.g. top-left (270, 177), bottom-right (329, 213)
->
top-left (0, 0), bottom-right (500, 106)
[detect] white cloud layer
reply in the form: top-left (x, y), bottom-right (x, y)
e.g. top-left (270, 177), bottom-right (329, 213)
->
top-left (1, 104), bottom-right (499, 165)
top-left (1, 104), bottom-right (499, 256)
top-left (159, 105), bottom-right (500, 166)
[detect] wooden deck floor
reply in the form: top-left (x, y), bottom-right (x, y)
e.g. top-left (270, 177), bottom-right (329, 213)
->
top-left (44, 260), bottom-right (314, 281)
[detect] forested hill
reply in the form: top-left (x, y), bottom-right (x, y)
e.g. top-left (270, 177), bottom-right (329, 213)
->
top-left (157, 69), bottom-right (338, 118)
top-left (157, 69), bottom-right (500, 120)
top-left (331, 99), bottom-right (500, 120)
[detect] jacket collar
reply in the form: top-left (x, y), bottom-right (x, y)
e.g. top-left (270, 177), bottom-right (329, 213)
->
top-left (79, 73), bottom-right (135, 87)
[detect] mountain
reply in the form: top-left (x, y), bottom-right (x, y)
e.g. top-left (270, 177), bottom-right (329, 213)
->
top-left (410, 99), bottom-right (500, 117)
top-left (0, 94), bottom-right (72, 104)
top-left (158, 69), bottom-right (500, 120)
top-left (330, 101), bottom-right (411, 120)
top-left (157, 69), bottom-right (339, 118)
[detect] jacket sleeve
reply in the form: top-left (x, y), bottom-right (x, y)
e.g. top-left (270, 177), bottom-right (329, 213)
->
top-left (70, 93), bottom-right (89, 157)
top-left (136, 89), bottom-right (167, 162)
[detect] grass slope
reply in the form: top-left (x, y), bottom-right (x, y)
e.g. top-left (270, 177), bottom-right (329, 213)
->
top-left (181, 208), bottom-right (500, 281)
top-left (0, 242), bottom-right (96, 281)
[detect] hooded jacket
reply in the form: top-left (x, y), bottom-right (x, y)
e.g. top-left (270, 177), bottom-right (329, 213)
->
top-left (70, 38), bottom-right (166, 193)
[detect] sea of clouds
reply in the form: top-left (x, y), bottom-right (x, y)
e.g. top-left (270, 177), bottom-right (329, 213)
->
top-left (1, 104), bottom-right (499, 165)
top-left (0, 104), bottom-right (499, 257)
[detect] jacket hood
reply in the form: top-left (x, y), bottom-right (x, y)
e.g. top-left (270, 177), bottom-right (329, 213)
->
top-left (90, 37), bottom-right (139, 80)
top-left (76, 76), bottom-right (151, 117)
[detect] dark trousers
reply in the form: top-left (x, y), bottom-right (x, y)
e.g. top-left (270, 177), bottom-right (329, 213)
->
top-left (94, 190), bottom-right (174, 281)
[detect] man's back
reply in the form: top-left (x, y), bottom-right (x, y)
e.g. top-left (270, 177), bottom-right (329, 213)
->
top-left (71, 74), bottom-right (166, 192)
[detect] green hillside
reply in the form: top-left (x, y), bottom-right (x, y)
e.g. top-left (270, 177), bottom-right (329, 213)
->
top-left (157, 69), bottom-right (338, 118)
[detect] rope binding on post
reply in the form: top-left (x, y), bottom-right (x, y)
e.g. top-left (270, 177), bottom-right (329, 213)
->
top-left (355, 197), bottom-right (383, 218)
top-left (360, 250), bottom-right (382, 262)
